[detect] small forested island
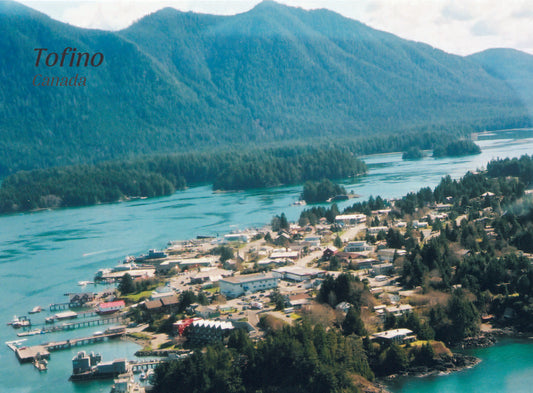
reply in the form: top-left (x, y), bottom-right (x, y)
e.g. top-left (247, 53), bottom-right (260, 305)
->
top-left (301, 179), bottom-right (347, 203)
top-left (433, 139), bottom-right (481, 157)
top-left (402, 146), bottom-right (425, 160)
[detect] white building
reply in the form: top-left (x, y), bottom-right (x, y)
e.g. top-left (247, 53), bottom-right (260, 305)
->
top-left (371, 328), bottom-right (415, 344)
top-left (385, 304), bottom-right (414, 317)
top-left (270, 250), bottom-right (300, 260)
top-left (377, 248), bottom-right (406, 262)
top-left (367, 226), bottom-right (388, 234)
top-left (344, 241), bottom-right (374, 252)
top-left (224, 233), bottom-right (250, 243)
top-left (219, 273), bottom-right (278, 297)
top-left (272, 266), bottom-right (326, 282)
top-left (335, 214), bottom-right (366, 226)
top-left (413, 220), bottom-right (428, 229)
top-left (303, 236), bottom-right (321, 247)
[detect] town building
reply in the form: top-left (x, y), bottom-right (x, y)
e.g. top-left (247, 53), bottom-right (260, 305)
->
top-left (335, 214), bottom-right (366, 226)
top-left (219, 273), bottom-right (278, 297)
top-left (97, 300), bottom-right (125, 314)
top-left (224, 233), bottom-right (250, 243)
top-left (372, 263), bottom-right (395, 275)
top-left (272, 266), bottom-right (326, 282)
top-left (367, 226), bottom-right (388, 234)
top-left (143, 295), bottom-right (179, 313)
top-left (371, 328), bottom-right (416, 344)
top-left (186, 319), bottom-right (234, 345)
top-left (344, 241), bottom-right (374, 252)
top-left (303, 236), bottom-right (321, 247)
top-left (377, 248), bottom-right (406, 262)
top-left (270, 249), bottom-right (300, 260)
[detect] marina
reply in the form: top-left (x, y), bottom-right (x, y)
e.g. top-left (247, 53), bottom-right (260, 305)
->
top-left (7, 328), bottom-right (126, 363)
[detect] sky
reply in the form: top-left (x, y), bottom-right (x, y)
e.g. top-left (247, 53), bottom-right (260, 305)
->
top-left (17, 0), bottom-right (533, 56)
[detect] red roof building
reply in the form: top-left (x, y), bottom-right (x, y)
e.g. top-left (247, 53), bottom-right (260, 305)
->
top-left (97, 300), bottom-right (125, 314)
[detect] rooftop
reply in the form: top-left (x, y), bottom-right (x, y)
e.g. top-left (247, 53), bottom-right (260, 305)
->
top-left (221, 272), bottom-right (276, 284)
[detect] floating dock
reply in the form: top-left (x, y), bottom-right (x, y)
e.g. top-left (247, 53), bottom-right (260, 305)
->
top-left (129, 359), bottom-right (164, 373)
top-left (7, 341), bottom-right (50, 363)
top-left (7, 330), bottom-right (125, 363)
top-left (41, 315), bottom-right (121, 333)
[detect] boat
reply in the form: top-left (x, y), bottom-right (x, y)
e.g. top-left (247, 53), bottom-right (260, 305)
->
top-left (111, 373), bottom-right (145, 393)
top-left (8, 315), bottom-right (30, 328)
top-left (78, 280), bottom-right (94, 286)
top-left (29, 306), bottom-right (42, 314)
top-left (33, 354), bottom-right (48, 371)
top-left (45, 316), bottom-right (56, 324)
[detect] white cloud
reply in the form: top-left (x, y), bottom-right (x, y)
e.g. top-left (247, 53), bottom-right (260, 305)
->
top-left (16, 0), bottom-right (533, 55)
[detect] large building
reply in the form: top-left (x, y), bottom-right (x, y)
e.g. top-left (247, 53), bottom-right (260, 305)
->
top-left (335, 214), bottom-right (366, 226)
top-left (219, 273), bottom-right (278, 297)
top-left (272, 266), bottom-right (326, 282)
top-left (186, 319), bottom-right (234, 345)
top-left (371, 328), bottom-right (415, 344)
top-left (344, 241), bottom-right (373, 252)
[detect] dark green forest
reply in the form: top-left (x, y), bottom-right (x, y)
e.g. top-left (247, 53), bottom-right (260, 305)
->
top-left (402, 146), bottom-right (425, 160)
top-left (1, 1), bottom-right (532, 176)
top-left (0, 130), bottom-right (472, 214)
top-left (0, 145), bottom-right (366, 213)
top-left (301, 179), bottom-right (347, 203)
top-left (432, 140), bottom-right (481, 157)
top-left (153, 323), bottom-right (374, 393)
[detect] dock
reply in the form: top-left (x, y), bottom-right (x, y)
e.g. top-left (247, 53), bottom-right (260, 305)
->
top-left (7, 341), bottom-right (50, 363)
top-left (129, 359), bottom-right (165, 373)
top-left (6, 330), bottom-right (125, 363)
top-left (44, 331), bottom-right (123, 351)
top-left (41, 315), bottom-right (121, 333)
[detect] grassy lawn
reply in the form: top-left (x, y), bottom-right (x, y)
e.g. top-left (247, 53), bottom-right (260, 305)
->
top-left (220, 307), bottom-right (238, 314)
top-left (407, 340), bottom-right (452, 356)
top-left (128, 332), bottom-right (152, 340)
top-left (122, 290), bottom-right (153, 303)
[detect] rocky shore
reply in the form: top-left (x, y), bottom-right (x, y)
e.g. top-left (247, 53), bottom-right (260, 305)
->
top-left (460, 333), bottom-right (497, 349)
top-left (378, 352), bottom-right (480, 391)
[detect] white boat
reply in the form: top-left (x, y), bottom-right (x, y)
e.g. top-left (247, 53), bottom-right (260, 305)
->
top-left (8, 315), bottom-right (31, 328)
top-left (29, 306), bottom-right (42, 314)
top-left (78, 280), bottom-right (94, 286)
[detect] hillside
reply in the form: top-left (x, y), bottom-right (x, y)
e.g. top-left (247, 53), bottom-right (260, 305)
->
top-left (468, 48), bottom-right (533, 113)
top-left (0, 0), bottom-right (530, 175)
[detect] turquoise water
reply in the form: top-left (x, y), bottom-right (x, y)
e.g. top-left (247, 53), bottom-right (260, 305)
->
top-left (1, 129), bottom-right (533, 393)
top-left (386, 337), bottom-right (533, 393)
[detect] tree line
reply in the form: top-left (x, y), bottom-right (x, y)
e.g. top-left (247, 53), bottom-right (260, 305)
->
top-left (0, 144), bottom-right (366, 214)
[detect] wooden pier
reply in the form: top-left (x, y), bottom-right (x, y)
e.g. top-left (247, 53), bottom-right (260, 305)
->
top-left (6, 341), bottom-right (50, 363)
top-left (49, 302), bottom-right (73, 311)
top-left (6, 331), bottom-right (125, 363)
top-left (129, 359), bottom-right (165, 373)
top-left (44, 331), bottom-right (123, 351)
top-left (41, 315), bottom-right (121, 333)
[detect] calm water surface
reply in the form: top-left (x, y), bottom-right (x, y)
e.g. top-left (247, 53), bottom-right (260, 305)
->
top-left (386, 337), bottom-right (533, 393)
top-left (1, 129), bottom-right (533, 393)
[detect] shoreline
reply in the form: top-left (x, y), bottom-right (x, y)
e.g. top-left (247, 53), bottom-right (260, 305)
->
top-left (376, 328), bottom-right (533, 392)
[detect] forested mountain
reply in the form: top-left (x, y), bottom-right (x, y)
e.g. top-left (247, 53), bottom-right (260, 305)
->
top-left (468, 48), bottom-right (533, 113)
top-left (0, 0), bottom-right (530, 176)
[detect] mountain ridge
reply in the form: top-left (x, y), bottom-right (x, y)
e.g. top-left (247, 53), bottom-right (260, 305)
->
top-left (0, 0), bottom-right (530, 176)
